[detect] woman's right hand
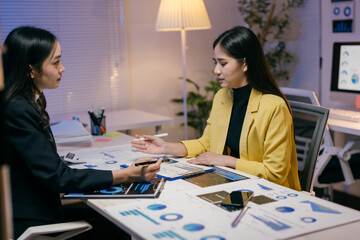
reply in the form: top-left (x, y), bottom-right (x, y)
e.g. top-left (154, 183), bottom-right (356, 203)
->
top-left (130, 134), bottom-right (167, 154)
top-left (112, 157), bottom-right (162, 184)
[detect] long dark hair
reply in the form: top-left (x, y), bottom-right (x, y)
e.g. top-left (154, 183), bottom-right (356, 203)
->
top-left (213, 26), bottom-right (291, 112)
top-left (2, 26), bottom-right (57, 128)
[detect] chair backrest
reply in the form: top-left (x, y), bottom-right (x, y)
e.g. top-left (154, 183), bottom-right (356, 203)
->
top-left (289, 101), bottom-right (329, 192)
top-left (281, 87), bottom-right (321, 106)
top-left (0, 165), bottom-right (13, 240)
top-left (281, 87), bottom-right (334, 146)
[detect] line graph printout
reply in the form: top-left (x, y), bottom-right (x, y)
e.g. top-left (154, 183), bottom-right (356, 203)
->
top-left (60, 144), bottom-right (166, 170)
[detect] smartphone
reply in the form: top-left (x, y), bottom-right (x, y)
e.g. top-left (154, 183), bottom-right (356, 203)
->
top-left (221, 190), bottom-right (254, 209)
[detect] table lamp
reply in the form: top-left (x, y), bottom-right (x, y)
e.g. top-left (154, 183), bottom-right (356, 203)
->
top-left (156, 0), bottom-right (211, 139)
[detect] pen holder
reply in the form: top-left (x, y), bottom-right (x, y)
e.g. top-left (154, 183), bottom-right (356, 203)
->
top-left (90, 115), bottom-right (106, 135)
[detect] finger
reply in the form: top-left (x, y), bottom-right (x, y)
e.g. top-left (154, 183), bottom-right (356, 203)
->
top-left (135, 157), bottom-right (156, 163)
top-left (142, 135), bottom-right (158, 141)
top-left (130, 139), bottom-right (146, 145)
top-left (132, 141), bottom-right (148, 149)
top-left (187, 159), bottom-right (199, 164)
top-left (131, 144), bottom-right (147, 151)
top-left (130, 142), bottom-right (146, 150)
top-left (147, 158), bottom-right (162, 171)
top-left (145, 173), bottom-right (157, 182)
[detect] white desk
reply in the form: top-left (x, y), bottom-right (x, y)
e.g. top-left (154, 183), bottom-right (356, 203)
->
top-left (328, 118), bottom-right (360, 136)
top-left (86, 177), bottom-right (360, 240)
top-left (59, 136), bottom-right (360, 240)
top-left (51, 109), bottom-right (174, 134)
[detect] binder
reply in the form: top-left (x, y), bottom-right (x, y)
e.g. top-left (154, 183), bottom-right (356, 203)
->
top-left (50, 120), bottom-right (92, 145)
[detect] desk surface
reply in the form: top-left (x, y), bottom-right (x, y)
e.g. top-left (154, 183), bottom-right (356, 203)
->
top-left (86, 177), bottom-right (360, 240)
top-left (59, 134), bottom-right (360, 240)
top-left (328, 118), bottom-right (360, 136)
top-left (102, 109), bottom-right (174, 131)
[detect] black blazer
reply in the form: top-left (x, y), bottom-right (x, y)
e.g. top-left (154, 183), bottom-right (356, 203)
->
top-left (4, 97), bottom-right (113, 222)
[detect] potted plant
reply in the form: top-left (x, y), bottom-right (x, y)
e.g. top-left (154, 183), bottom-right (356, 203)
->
top-left (171, 77), bottom-right (221, 137)
top-left (238, 0), bottom-right (305, 82)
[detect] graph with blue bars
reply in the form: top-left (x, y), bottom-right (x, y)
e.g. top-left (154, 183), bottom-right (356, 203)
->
top-left (134, 183), bottom-right (152, 194)
top-left (333, 20), bottom-right (353, 33)
top-left (153, 230), bottom-right (186, 240)
top-left (215, 168), bottom-right (247, 181)
top-left (249, 213), bottom-right (291, 231)
top-left (118, 209), bottom-right (160, 225)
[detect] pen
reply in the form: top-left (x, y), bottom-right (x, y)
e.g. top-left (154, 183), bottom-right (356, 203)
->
top-left (135, 158), bottom-right (172, 167)
top-left (88, 110), bottom-right (106, 134)
top-left (98, 107), bottom-right (105, 123)
top-left (133, 133), bottom-right (168, 141)
top-left (231, 195), bottom-right (253, 227)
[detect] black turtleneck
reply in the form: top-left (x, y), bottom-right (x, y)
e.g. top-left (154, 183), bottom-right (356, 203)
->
top-left (226, 85), bottom-right (251, 158)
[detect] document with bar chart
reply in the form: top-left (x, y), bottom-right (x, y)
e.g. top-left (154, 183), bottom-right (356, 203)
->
top-left (104, 178), bottom-right (360, 240)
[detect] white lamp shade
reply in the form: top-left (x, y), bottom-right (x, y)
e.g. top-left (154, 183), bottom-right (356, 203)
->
top-left (156, 0), bottom-right (211, 31)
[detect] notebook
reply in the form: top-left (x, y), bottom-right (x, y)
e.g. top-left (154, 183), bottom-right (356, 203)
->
top-left (50, 120), bottom-right (92, 145)
top-left (62, 178), bottom-right (165, 199)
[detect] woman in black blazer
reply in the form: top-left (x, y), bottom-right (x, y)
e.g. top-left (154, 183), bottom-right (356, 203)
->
top-left (3, 26), bottom-right (161, 239)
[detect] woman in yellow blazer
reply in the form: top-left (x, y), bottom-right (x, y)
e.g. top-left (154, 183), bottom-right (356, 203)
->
top-left (131, 26), bottom-right (301, 191)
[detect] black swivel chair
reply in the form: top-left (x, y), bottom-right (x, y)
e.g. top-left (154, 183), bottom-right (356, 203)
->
top-left (289, 101), bottom-right (329, 194)
top-left (282, 87), bottom-right (360, 199)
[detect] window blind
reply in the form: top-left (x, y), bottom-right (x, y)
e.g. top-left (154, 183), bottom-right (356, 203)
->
top-left (0, 0), bottom-right (130, 122)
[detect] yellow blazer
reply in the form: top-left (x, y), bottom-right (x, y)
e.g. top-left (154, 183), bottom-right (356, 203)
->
top-left (182, 88), bottom-right (301, 191)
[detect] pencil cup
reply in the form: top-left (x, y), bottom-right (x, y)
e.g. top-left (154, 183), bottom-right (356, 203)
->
top-left (90, 115), bottom-right (106, 135)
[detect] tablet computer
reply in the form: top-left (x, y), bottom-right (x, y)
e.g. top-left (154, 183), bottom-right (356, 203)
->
top-left (62, 178), bottom-right (165, 199)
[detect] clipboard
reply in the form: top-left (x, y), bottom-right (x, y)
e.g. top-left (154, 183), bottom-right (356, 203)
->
top-left (62, 178), bottom-right (166, 199)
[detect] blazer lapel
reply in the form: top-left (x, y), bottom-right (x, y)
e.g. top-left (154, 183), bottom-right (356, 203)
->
top-left (240, 89), bottom-right (262, 159)
top-left (217, 89), bottom-right (233, 154)
top-left (46, 127), bottom-right (57, 151)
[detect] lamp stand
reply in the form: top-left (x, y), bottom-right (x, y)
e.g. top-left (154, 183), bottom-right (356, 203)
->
top-left (180, 29), bottom-right (188, 140)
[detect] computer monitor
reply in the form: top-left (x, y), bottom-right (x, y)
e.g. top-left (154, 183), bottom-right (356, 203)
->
top-left (330, 42), bottom-right (360, 104)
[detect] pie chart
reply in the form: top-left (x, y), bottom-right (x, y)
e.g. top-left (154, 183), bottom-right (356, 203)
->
top-left (276, 206), bottom-right (295, 213)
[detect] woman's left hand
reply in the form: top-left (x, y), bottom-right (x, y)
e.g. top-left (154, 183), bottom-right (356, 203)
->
top-left (187, 152), bottom-right (237, 168)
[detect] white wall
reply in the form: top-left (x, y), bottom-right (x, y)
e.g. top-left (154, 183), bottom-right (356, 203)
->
top-left (124, 0), bottom-right (321, 142)
top-left (286, 0), bottom-right (321, 94)
top-left (125, 0), bottom-right (242, 141)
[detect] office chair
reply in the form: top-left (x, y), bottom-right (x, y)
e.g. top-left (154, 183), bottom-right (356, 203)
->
top-left (17, 221), bottom-right (92, 240)
top-left (1, 154), bottom-right (91, 240)
top-left (282, 87), bottom-right (360, 199)
top-left (289, 101), bottom-right (329, 194)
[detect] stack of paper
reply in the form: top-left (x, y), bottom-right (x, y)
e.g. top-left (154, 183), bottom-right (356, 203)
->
top-left (156, 158), bottom-right (215, 180)
top-left (50, 120), bottom-right (92, 145)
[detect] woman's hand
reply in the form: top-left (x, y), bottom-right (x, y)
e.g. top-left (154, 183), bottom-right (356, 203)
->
top-left (187, 152), bottom-right (237, 168)
top-left (112, 157), bottom-right (162, 184)
top-left (130, 135), bottom-right (167, 154)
